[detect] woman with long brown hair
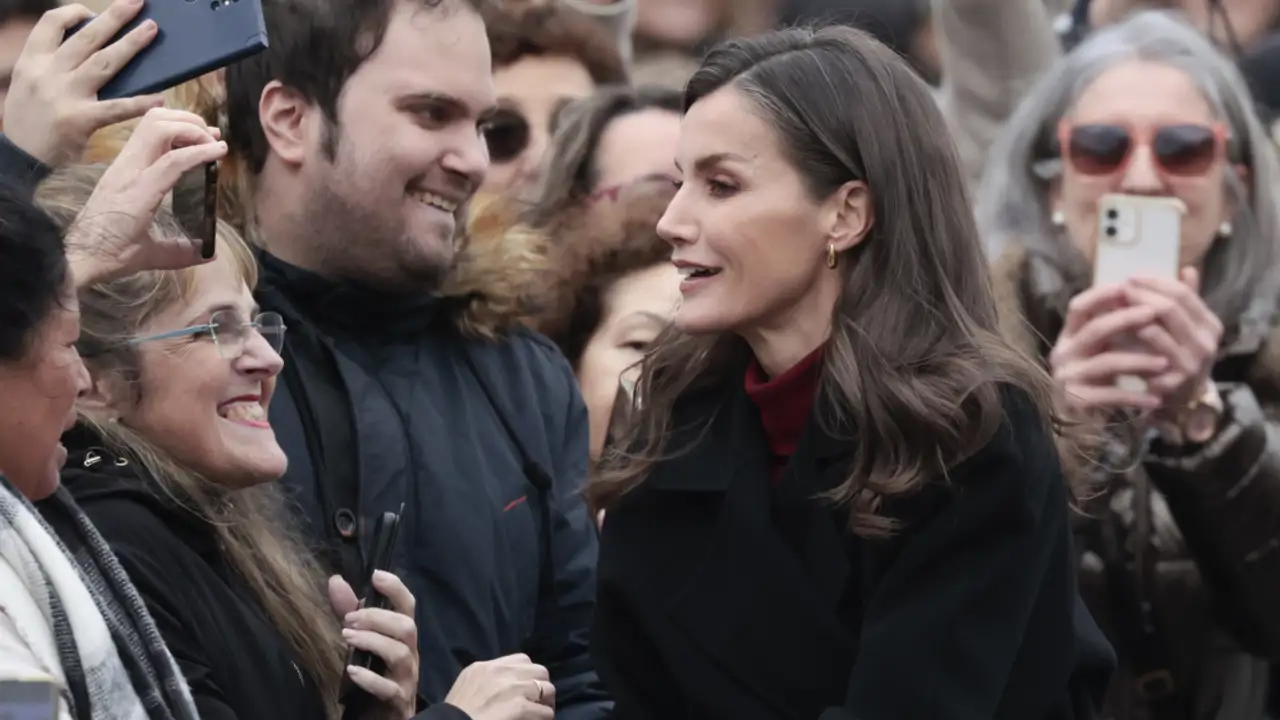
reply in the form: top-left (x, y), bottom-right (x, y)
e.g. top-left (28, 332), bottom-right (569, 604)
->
top-left (588, 25), bottom-right (1114, 719)
top-left (35, 159), bottom-right (427, 720)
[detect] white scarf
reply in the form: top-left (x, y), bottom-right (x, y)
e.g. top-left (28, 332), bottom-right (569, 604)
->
top-left (0, 481), bottom-right (171, 720)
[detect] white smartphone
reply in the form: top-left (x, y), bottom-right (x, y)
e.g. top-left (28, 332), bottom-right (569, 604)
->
top-left (1092, 193), bottom-right (1184, 393)
top-left (0, 679), bottom-right (59, 720)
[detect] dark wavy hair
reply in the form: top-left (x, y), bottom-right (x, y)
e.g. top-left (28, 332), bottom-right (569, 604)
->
top-left (587, 25), bottom-right (1069, 537)
top-left (0, 181), bottom-right (68, 363)
top-left (526, 84), bottom-right (681, 227)
top-left (225, 0), bottom-right (492, 175)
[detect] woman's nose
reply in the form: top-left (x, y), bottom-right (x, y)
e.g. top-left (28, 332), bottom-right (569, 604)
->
top-left (1119, 145), bottom-right (1166, 194)
top-left (236, 333), bottom-right (284, 377)
top-left (656, 192), bottom-right (694, 247)
top-left (74, 356), bottom-right (92, 398)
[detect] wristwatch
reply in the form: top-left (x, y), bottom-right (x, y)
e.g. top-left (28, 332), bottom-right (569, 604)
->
top-left (1165, 383), bottom-right (1225, 445)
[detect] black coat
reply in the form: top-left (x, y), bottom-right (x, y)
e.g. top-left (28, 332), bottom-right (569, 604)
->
top-left (256, 252), bottom-right (607, 716)
top-left (54, 426), bottom-right (470, 720)
top-left (592, 377), bottom-right (1116, 720)
top-left (55, 426), bottom-right (332, 720)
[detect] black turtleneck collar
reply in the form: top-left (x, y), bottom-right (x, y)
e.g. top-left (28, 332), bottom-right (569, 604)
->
top-left (256, 250), bottom-right (471, 341)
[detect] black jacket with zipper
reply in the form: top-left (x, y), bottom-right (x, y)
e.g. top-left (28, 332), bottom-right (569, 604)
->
top-left (56, 424), bottom-right (333, 720)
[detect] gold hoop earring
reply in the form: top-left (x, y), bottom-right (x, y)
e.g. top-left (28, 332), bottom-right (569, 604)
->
top-left (826, 244), bottom-right (838, 269)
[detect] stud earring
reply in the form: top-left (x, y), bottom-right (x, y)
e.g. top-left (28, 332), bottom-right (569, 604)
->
top-left (1051, 210), bottom-right (1065, 227)
top-left (826, 243), bottom-right (838, 269)
top-left (1219, 221), bottom-right (1233, 238)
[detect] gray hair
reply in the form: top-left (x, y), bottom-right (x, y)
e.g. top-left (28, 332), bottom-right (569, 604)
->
top-left (975, 10), bottom-right (1280, 323)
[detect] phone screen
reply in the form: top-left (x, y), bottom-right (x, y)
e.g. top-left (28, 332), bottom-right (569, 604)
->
top-left (172, 162), bottom-right (219, 259)
top-left (0, 680), bottom-right (59, 720)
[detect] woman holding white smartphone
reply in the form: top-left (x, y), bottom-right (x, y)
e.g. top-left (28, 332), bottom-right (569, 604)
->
top-left (979, 11), bottom-right (1280, 720)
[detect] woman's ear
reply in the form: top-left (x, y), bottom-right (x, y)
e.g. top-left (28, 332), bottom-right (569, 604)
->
top-left (826, 180), bottom-right (874, 253)
top-left (77, 372), bottom-right (128, 424)
top-left (1223, 162), bottom-right (1251, 224)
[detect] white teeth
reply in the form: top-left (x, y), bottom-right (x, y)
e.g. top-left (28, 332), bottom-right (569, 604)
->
top-left (222, 403), bottom-right (266, 423)
top-left (412, 190), bottom-right (458, 213)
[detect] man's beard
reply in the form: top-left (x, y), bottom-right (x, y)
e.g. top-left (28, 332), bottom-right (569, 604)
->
top-left (303, 178), bottom-right (456, 294)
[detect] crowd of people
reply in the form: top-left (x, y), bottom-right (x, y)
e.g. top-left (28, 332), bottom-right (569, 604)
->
top-left (0, 0), bottom-right (1278, 719)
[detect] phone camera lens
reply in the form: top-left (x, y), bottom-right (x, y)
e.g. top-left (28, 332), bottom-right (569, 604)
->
top-left (1105, 225), bottom-right (1117, 237)
top-left (210, 0), bottom-right (219, 7)
top-left (1106, 209), bottom-right (1118, 220)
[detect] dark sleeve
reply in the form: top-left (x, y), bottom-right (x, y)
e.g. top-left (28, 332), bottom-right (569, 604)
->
top-left (1145, 382), bottom-right (1280, 657)
top-left (81, 501), bottom-right (241, 720)
top-left (825, 397), bottom-right (1079, 719)
top-left (523, 349), bottom-right (612, 719)
top-left (0, 135), bottom-right (51, 195)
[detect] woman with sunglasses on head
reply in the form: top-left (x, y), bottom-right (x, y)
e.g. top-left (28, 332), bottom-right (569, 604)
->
top-left (978, 11), bottom-right (1280, 720)
top-left (587, 24), bottom-right (1114, 720)
top-left (31, 158), bottom-right (439, 720)
top-left (478, 2), bottom-right (628, 198)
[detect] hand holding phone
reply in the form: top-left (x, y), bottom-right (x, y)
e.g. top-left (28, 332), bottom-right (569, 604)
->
top-left (1091, 194), bottom-right (1184, 394)
top-left (338, 505), bottom-right (406, 718)
top-left (2, 0), bottom-right (163, 167)
top-left (66, 108), bottom-right (224, 284)
top-left (1049, 195), bottom-right (1186, 414)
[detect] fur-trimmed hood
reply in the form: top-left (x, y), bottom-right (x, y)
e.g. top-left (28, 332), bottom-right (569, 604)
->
top-left (446, 192), bottom-right (555, 339)
top-left (447, 177), bottom-right (674, 345)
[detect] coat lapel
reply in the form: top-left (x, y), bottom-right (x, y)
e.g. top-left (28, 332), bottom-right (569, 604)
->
top-left (772, 403), bottom-right (856, 610)
top-left (650, 383), bottom-right (859, 715)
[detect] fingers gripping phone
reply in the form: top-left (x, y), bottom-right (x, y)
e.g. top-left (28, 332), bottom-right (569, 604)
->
top-left (1092, 193), bottom-right (1184, 392)
top-left (66, 0), bottom-right (268, 100)
top-left (172, 162), bottom-right (218, 259)
top-left (0, 679), bottom-right (59, 720)
top-left (338, 504), bottom-right (405, 713)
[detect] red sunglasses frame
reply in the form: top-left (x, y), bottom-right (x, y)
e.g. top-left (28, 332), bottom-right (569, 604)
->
top-left (1056, 120), bottom-right (1230, 178)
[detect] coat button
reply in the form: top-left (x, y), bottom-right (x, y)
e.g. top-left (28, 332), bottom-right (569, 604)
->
top-left (334, 509), bottom-right (357, 539)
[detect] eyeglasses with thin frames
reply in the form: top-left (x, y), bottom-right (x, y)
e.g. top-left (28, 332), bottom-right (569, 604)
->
top-left (127, 310), bottom-right (287, 359)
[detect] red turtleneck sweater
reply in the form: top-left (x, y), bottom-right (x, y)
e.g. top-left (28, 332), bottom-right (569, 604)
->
top-left (743, 345), bottom-right (824, 481)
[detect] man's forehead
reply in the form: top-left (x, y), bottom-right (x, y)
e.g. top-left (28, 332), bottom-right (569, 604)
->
top-left (358, 2), bottom-right (495, 110)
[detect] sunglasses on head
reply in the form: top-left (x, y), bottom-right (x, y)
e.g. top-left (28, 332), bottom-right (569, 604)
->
top-left (483, 108), bottom-right (530, 164)
top-left (1057, 120), bottom-right (1228, 178)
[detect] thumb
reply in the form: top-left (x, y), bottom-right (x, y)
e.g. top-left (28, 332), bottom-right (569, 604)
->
top-left (1180, 266), bottom-right (1200, 293)
top-left (328, 575), bottom-right (360, 618)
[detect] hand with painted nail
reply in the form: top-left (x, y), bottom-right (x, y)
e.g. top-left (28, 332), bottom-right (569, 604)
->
top-left (329, 571), bottom-right (420, 720)
top-left (1049, 282), bottom-right (1170, 417)
top-left (3, 0), bottom-right (165, 168)
top-left (1121, 268), bottom-right (1223, 414)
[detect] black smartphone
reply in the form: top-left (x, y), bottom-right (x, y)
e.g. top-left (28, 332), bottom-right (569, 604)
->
top-left (65, 0), bottom-right (268, 100)
top-left (338, 504), bottom-right (405, 710)
top-left (172, 162), bottom-right (218, 260)
top-left (0, 680), bottom-right (59, 720)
